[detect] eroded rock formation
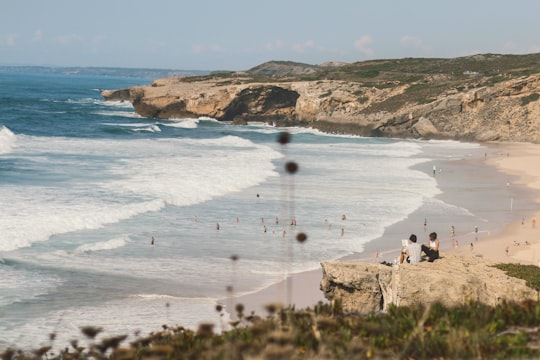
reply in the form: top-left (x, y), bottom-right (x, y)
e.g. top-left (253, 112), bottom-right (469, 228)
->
top-left (102, 62), bottom-right (540, 142)
top-left (320, 255), bottom-right (538, 314)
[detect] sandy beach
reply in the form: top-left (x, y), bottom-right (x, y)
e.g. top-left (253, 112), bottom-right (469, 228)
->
top-left (450, 142), bottom-right (540, 264)
top-left (229, 142), bottom-right (540, 319)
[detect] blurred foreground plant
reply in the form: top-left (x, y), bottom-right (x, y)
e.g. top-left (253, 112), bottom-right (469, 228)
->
top-left (4, 298), bottom-right (540, 359)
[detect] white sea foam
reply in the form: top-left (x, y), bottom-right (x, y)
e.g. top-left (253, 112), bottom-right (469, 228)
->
top-left (0, 186), bottom-right (165, 251)
top-left (0, 134), bottom-right (281, 251)
top-left (101, 136), bottom-right (281, 207)
top-left (99, 100), bottom-right (134, 109)
top-left (132, 124), bottom-right (161, 132)
top-left (131, 294), bottom-right (216, 301)
top-left (423, 197), bottom-right (476, 217)
top-left (94, 110), bottom-right (142, 118)
top-left (0, 295), bottom-right (224, 351)
top-left (198, 116), bottom-right (219, 122)
top-left (420, 139), bottom-right (483, 160)
top-left (242, 123), bottom-right (366, 138)
top-left (160, 118), bottom-right (199, 128)
top-left (101, 122), bottom-right (154, 127)
top-left (0, 126), bottom-right (16, 154)
top-left (73, 236), bottom-right (130, 254)
top-left (66, 97), bottom-right (97, 104)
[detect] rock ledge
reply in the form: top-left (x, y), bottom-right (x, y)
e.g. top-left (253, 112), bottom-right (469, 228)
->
top-left (320, 255), bottom-right (538, 313)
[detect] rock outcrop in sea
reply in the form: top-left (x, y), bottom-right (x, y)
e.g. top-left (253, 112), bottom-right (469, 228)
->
top-left (320, 255), bottom-right (538, 314)
top-left (102, 55), bottom-right (540, 142)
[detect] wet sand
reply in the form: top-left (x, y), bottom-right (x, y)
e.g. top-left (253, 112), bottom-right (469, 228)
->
top-left (227, 142), bottom-right (540, 318)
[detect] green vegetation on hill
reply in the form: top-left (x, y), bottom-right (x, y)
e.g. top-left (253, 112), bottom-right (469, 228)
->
top-left (494, 263), bottom-right (540, 292)
top-left (181, 53), bottom-right (540, 115)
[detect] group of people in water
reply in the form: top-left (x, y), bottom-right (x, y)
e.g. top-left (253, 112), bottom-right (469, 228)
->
top-left (398, 231), bottom-right (440, 264)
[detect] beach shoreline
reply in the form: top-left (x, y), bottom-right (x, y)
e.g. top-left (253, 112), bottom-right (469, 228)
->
top-left (449, 142), bottom-right (540, 264)
top-left (227, 141), bottom-right (540, 319)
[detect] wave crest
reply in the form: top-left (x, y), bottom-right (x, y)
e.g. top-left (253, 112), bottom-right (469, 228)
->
top-left (73, 236), bottom-right (130, 254)
top-left (0, 126), bottom-right (16, 154)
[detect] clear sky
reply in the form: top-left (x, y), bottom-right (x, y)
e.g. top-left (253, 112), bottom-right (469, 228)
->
top-left (2, 0), bottom-right (540, 71)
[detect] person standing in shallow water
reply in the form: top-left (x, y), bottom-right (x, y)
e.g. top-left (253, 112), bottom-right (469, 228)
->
top-left (421, 232), bottom-right (439, 262)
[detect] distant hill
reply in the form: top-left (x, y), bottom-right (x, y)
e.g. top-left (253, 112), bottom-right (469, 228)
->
top-left (246, 53), bottom-right (540, 79)
top-left (247, 61), bottom-right (320, 76)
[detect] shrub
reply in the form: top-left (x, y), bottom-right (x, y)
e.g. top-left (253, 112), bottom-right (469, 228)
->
top-left (521, 93), bottom-right (540, 106)
top-left (494, 263), bottom-right (540, 291)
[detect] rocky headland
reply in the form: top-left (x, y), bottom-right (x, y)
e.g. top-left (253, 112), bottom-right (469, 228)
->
top-left (103, 53), bottom-right (540, 142)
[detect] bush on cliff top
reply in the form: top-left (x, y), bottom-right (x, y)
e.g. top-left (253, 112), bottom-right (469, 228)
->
top-left (494, 263), bottom-right (540, 292)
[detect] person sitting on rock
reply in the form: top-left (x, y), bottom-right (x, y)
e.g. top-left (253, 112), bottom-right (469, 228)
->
top-left (399, 234), bottom-right (422, 264)
top-left (421, 231), bottom-right (440, 262)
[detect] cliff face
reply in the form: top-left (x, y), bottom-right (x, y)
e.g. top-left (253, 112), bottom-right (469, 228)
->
top-left (102, 78), bottom-right (302, 125)
top-left (102, 58), bottom-right (540, 142)
top-left (320, 255), bottom-right (538, 314)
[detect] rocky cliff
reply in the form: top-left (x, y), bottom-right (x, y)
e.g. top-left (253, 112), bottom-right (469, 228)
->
top-left (102, 55), bottom-right (540, 142)
top-left (320, 255), bottom-right (538, 314)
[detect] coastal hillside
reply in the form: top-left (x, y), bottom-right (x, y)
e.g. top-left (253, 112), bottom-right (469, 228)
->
top-left (102, 53), bottom-right (540, 142)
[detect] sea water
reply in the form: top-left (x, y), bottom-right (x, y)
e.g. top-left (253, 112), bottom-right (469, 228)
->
top-left (0, 70), bottom-right (492, 349)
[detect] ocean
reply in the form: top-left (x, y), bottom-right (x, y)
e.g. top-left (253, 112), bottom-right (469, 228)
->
top-left (0, 69), bottom-right (520, 349)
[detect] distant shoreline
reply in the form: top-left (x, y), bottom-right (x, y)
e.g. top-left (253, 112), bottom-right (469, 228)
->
top-left (0, 65), bottom-right (210, 79)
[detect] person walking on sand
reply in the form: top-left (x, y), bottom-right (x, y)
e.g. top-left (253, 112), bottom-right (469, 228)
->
top-left (151, 236), bottom-right (155, 245)
top-left (421, 232), bottom-right (440, 262)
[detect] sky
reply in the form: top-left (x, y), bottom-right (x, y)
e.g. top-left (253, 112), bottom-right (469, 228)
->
top-left (2, 0), bottom-right (540, 71)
